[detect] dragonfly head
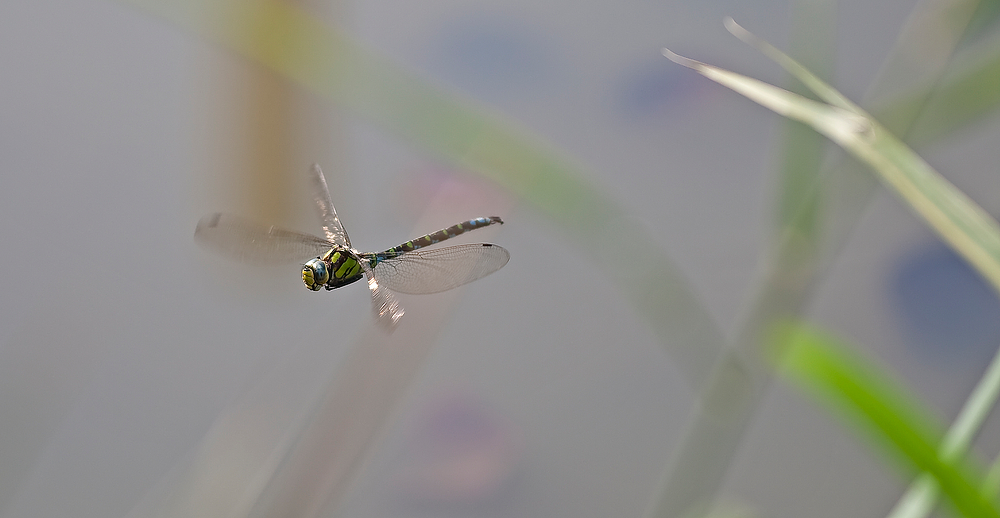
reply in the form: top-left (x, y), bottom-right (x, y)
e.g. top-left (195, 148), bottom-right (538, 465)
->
top-left (302, 258), bottom-right (329, 291)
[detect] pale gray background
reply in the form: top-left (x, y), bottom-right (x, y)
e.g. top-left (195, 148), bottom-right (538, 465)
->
top-left (2, 0), bottom-right (1000, 517)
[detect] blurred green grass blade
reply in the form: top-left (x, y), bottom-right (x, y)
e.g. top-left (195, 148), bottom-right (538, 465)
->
top-left (887, 346), bottom-right (1000, 518)
top-left (817, 0), bottom-right (992, 277)
top-left (805, 0), bottom-right (1000, 150)
top-left (770, 322), bottom-right (1000, 518)
top-left (663, 43), bottom-right (1000, 296)
top-left (885, 47), bottom-right (1000, 146)
top-left (120, 0), bottom-right (726, 385)
top-left (654, 8), bottom-right (1000, 514)
top-left (963, 0), bottom-right (1000, 40)
top-left (711, 23), bottom-right (1000, 518)
top-left (775, 0), bottom-right (835, 246)
top-left (739, 27), bottom-right (1000, 297)
top-left (661, 48), bottom-right (870, 146)
top-left (888, 476), bottom-right (940, 518)
top-left (986, 454), bottom-right (1000, 498)
top-left (723, 17), bottom-right (861, 113)
top-left (667, 36), bottom-right (1000, 517)
top-left (645, 7), bottom-right (838, 517)
top-left (650, 3), bottom-right (995, 515)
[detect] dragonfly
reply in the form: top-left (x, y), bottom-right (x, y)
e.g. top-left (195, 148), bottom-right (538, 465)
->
top-left (194, 164), bottom-right (509, 330)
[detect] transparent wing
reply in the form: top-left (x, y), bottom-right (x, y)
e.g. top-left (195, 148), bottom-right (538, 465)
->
top-left (309, 163), bottom-right (351, 248)
top-left (370, 243), bottom-right (510, 295)
top-left (194, 213), bottom-right (334, 265)
top-left (361, 261), bottom-right (404, 331)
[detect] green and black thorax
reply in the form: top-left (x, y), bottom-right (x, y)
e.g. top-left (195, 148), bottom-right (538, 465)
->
top-left (302, 247), bottom-right (365, 291)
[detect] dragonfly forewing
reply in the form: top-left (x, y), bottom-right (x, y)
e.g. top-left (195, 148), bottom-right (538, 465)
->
top-left (194, 213), bottom-right (334, 265)
top-left (309, 163), bottom-right (351, 248)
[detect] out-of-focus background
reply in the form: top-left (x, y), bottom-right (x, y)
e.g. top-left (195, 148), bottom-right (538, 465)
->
top-left (3, 0), bottom-right (1000, 517)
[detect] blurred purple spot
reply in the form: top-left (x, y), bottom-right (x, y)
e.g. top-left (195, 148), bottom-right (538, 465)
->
top-left (890, 241), bottom-right (1000, 360)
top-left (430, 14), bottom-right (554, 96)
top-left (617, 61), bottom-right (707, 120)
top-left (392, 394), bottom-right (519, 511)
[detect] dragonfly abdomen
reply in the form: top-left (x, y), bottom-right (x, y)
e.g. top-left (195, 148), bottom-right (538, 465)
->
top-left (383, 217), bottom-right (503, 258)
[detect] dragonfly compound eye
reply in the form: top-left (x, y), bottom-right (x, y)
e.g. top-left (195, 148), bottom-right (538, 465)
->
top-left (302, 259), bottom-right (329, 291)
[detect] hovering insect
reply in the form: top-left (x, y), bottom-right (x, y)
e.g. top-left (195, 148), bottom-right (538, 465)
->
top-left (195, 164), bottom-right (509, 330)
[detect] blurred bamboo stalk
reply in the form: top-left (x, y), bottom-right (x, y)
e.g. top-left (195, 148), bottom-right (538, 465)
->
top-left (197, 0), bottom-right (349, 227)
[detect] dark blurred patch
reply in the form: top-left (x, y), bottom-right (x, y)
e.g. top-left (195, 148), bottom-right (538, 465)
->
top-left (890, 241), bottom-right (1000, 360)
top-left (962, 0), bottom-right (1000, 46)
top-left (430, 13), bottom-right (556, 96)
top-left (615, 60), bottom-right (711, 122)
